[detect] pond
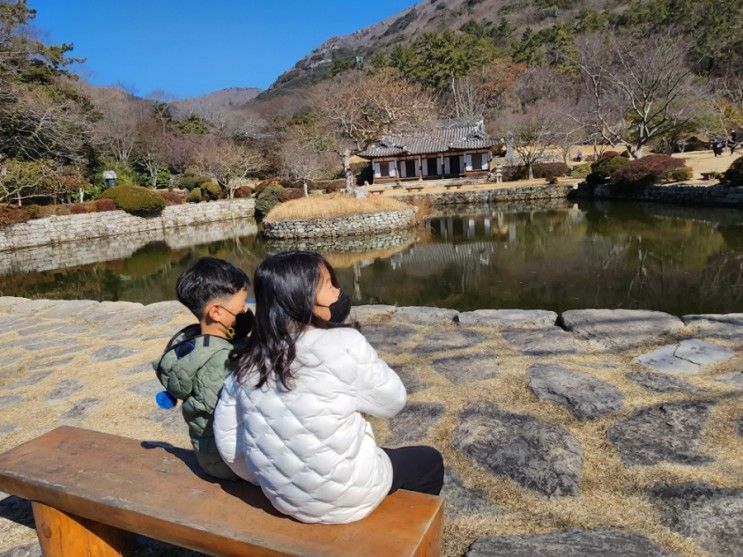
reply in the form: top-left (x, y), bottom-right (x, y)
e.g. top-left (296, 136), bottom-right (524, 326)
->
top-left (1, 200), bottom-right (742, 315)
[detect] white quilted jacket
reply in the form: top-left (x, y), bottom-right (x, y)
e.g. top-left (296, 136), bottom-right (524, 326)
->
top-left (214, 326), bottom-right (407, 523)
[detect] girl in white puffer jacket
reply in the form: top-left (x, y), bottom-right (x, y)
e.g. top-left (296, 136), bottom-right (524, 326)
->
top-left (214, 251), bottom-right (443, 524)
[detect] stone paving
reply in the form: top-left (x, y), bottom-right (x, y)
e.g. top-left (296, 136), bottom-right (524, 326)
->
top-left (0, 299), bottom-right (741, 556)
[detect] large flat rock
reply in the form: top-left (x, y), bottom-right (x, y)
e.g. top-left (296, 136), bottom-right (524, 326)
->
top-left (361, 324), bottom-right (415, 354)
top-left (528, 364), bottom-right (622, 420)
top-left (430, 353), bottom-right (499, 383)
top-left (349, 304), bottom-right (397, 324)
top-left (714, 371), bottom-right (743, 389)
top-left (453, 402), bottom-right (582, 497)
top-left (391, 306), bottom-right (459, 325)
top-left (466, 527), bottom-right (677, 556)
top-left (458, 309), bottom-right (557, 329)
top-left (560, 309), bottom-right (684, 351)
top-left (627, 371), bottom-right (697, 393)
top-left (441, 469), bottom-right (494, 518)
top-left (413, 329), bottom-right (484, 355)
top-left (385, 402), bottom-right (444, 445)
top-left (608, 401), bottom-right (714, 465)
top-left (682, 313), bottom-right (743, 342)
top-left (502, 328), bottom-right (581, 356)
top-left (651, 482), bottom-right (743, 556)
top-left (633, 340), bottom-right (735, 374)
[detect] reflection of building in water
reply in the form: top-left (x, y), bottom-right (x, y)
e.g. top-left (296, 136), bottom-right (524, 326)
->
top-left (431, 215), bottom-right (514, 243)
top-left (389, 242), bottom-right (501, 278)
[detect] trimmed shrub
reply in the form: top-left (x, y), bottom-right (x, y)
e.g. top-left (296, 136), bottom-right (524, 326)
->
top-left (500, 162), bottom-right (569, 181)
top-left (69, 203), bottom-right (89, 214)
top-left (100, 185), bottom-right (166, 216)
top-left (0, 204), bottom-right (31, 226)
top-left (233, 185), bottom-right (254, 198)
top-left (177, 174), bottom-right (211, 190)
top-left (570, 163), bottom-right (592, 178)
top-left (255, 183), bottom-right (284, 219)
top-left (159, 190), bottom-right (185, 205)
top-left (586, 156), bottom-right (629, 186)
top-left (599, 150), bottom-right (620, 159)
top-left (536, 162), bottom-right (569, 178)
top-left (94, 199), bottom-right (117, 212)
top-left (187, 187), bottom-right (203, 203)
top-left (324, 180), bottom-right (346, 193)
top-left (670, 166), bottom-right (693, 182)
top-left (255, 179), bottom-right (284, 195)
top-left (610, 155), bottom-right (691, 191)
top-left (278, 188), bottom-right (305, 202)
top-left (202, 181), bottom-right (222, 199)
top-left (722, 156), bottom-right (743, 186)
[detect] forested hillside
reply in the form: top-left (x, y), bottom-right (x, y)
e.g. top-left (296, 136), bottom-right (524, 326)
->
top-left (1, 0), bottom-right (741, 213)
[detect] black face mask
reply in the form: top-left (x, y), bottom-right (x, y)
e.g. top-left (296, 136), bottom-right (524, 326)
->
top-left (233, 309), bottom-right (255, 340)
top-left (329, 290), bottom-right (352, 324)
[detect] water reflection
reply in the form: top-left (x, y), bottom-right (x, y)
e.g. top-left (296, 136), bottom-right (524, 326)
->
top-left (0, 201), bottom-right (741, 314)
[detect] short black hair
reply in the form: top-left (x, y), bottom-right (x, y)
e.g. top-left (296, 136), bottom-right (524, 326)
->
top-left (176, 257), bottom-right (250, 318)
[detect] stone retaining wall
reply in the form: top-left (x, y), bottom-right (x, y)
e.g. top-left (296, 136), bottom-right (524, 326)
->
top-left (571, 181), bottom-right (743, 207)
top-left (0, 199), bottom-right (255, 252)
top-left (262, 208), bottom-right (417, 239)
top-left (406, 184), bottom-right (576, 207)
top-left (0, 219), bottom-right (258, 276)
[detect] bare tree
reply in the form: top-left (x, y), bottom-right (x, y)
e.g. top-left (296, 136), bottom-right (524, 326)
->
top-left (450, 60), bottom-right (526, 120)
top-left (280, 124), bottom-right (336, 196)
top-left (87, 85), bottom-right (149, 162)
top-left (573, 33), bottom-right (699, 158)
top-left (316, 68), bottom-right (438, 191)
top-left (193, 137), bottom-right (267, 198)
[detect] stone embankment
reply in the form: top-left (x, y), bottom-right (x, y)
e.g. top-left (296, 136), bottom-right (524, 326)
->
top-left (262, 207), bottom-right (417, 239)
top-left (572, 181), bottom-right (743, 207)
top-left (0, 219), bottom-right (257, 276)
top-left (406, 183), bottom-right (576, 207)
top-left (0, 198), bottom-right (255, 252)
top-left (0, 298), bottom-right (740, 556)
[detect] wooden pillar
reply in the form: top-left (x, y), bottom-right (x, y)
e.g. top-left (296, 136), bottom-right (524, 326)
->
top-left (32, 502), bottom-right (133, 557)
top-left (418, 156), bottom-right (423, 181)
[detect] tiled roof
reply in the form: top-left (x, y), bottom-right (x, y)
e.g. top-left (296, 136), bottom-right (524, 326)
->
top-left (358, 118), bottom-right (498, 158)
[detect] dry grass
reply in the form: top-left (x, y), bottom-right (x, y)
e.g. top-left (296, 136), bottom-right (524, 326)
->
top-left (361, 316), bottom-right (743, 557)
top-left (264, 193), bottom-right (413, 222)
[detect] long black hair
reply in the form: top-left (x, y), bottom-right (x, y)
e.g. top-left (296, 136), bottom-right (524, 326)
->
top-left (232, 251), bottom-right (347, 389)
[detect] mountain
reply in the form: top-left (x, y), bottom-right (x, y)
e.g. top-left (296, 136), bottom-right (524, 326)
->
top-left (262, 0), bottom-right (564, 96)
top-left (170, 87), bottom-right (262, 118)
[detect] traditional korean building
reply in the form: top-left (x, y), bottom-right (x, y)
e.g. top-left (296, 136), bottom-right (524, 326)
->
top-left (357, 118), bottom-right (499, 183)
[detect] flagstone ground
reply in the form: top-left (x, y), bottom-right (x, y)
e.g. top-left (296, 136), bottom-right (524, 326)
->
top-left (0, 298), bottom-right (740, 556)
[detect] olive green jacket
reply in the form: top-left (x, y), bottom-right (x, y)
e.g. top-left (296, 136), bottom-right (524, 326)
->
top-left (153, 324), bottom-right (237, 480)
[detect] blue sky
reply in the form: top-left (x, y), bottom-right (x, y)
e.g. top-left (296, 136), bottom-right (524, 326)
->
top-left (29, 0), bottom-right (416, 99)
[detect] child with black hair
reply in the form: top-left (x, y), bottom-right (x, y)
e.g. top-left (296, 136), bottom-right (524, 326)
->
top-left (213, 251), bottom-right (443, 523)
top-left (153, 256), bottom-right (255, 480)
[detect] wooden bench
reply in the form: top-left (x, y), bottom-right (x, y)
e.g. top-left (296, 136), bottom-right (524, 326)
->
top-left (367, 187), bottom-right (387, 196)
top-left (444, 183), bottom-right (463, 190)
top-left (404, 185), bottom-right (424, 192)
top-left (0, 427), bottom-right (444, 557)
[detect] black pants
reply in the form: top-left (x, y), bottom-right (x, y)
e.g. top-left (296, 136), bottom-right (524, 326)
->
top-left (383, 446), bottom-right (444, 496)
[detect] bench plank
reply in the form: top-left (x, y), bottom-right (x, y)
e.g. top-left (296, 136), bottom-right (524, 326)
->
top-left (0, 427), bottom-right (443, 557)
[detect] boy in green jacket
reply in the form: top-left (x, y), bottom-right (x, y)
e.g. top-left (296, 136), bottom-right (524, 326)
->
top-left (153, 257), bottom-right (254, 480)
